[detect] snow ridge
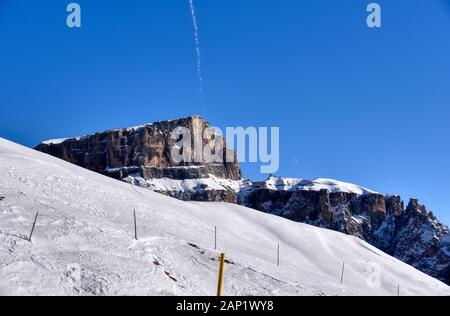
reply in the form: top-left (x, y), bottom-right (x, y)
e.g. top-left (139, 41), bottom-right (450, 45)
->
top-left (260, 176), bottom-right (378, 195)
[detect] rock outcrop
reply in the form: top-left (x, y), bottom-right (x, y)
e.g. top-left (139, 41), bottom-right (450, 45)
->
top-left (373, 198), bottom-right (450, 284)
top-left (35, 116), bottom-right (242, 203)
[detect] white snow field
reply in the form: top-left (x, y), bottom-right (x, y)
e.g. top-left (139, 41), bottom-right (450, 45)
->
top-left (0, 138), bottom-right (449, 296)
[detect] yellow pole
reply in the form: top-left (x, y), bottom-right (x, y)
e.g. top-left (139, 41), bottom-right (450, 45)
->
top-left (217, 253), bottom-right (225, 296)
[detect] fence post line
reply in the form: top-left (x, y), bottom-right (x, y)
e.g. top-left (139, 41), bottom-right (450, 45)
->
top-left (340, 261), bottom-right (345, 284)
top-left (134, 209), bottom-right (138, 240)
top-left (217, 253), bottom-right (225, 296)
top-left (28, 212), bottom-right (39, 242)
top-left (397, 284), bottom-right (400, 296)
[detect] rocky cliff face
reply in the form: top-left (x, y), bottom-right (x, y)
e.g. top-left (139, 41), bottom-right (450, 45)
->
top-left (35, 116), bottom-right (450, 285)
top-left (35, 116), bottom-right (242, 203)
top-left (373, 198), bottom-right (450, 284)
top-left (243, 177), bottom-right (450, 285)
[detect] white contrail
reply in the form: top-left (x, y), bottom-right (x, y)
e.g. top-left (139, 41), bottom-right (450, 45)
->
top-left (188, 0), bottom-right (205, 104)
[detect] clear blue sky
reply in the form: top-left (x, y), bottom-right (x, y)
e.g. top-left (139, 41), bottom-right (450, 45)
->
top-left (1, 1), bottom-right (450, 224)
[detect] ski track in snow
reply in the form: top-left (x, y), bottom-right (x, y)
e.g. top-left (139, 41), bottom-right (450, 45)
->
top-left (0, 137), bottom-right (449, 296)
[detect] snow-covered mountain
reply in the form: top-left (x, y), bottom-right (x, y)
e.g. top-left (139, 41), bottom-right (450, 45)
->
top-left (33, 116), bottom-right (450, 286)
top-left (1, 137), bottom-right (449, 295)
top-left (243, 176), bottom-right (450, 285)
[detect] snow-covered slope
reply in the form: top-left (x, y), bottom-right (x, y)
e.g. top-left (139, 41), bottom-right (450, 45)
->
top-left (0, 138), bottom-right (449, 296)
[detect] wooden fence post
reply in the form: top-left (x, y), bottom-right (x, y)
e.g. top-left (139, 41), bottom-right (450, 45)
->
top-left (217, 253), bottom-right (225, 296)
top-left (29, 212), bottom-right (39, 242)
top-left (134, 209), bottom-right (138, 240)
top-left (340, 261), bottom-right (345, 284)
top-left (277, 243), bottom-right (280, 267)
